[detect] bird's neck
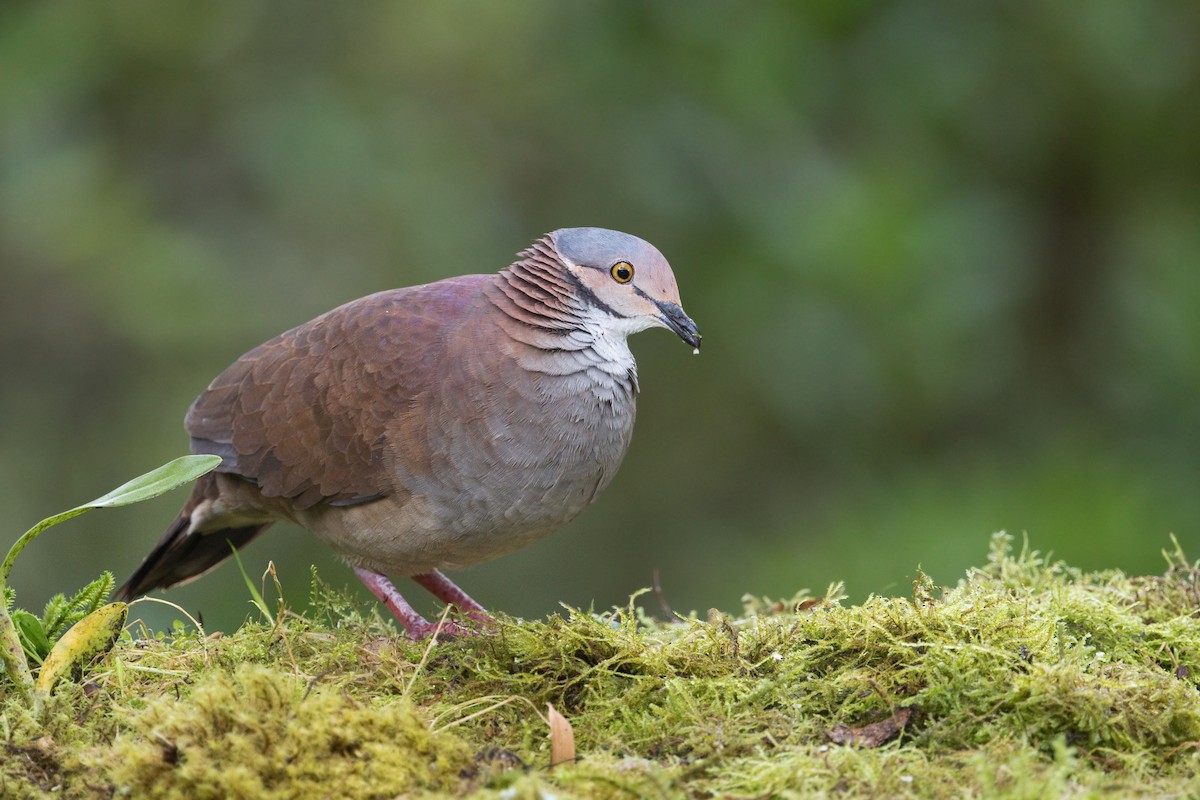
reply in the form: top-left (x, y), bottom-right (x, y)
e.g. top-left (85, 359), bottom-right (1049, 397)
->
top-left (487, 252), bottom-right (639, 395)
top-left (492, 244), bottom-right (586, 333)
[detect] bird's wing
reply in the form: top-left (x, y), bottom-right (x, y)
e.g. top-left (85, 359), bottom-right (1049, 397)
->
top-left (186, 278), bottom-right (487, 510)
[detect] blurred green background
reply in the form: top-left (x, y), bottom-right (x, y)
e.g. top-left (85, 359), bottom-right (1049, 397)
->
top-left (4, 2), bottom-right (1200, 632)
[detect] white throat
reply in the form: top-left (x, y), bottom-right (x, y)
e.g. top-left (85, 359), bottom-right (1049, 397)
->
top-left (576, 304), bottom-right (644, 379)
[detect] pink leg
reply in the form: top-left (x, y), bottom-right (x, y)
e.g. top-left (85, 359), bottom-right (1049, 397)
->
top-left (413, 569), bottom-right (493, 625)
top-left (412, 569), bottom-right (487, 612)
top-left (354, 567), bottom-right (469, 640)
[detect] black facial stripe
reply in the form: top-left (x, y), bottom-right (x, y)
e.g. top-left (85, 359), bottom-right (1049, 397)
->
top-left (563, 265), bottom-right (623, 317)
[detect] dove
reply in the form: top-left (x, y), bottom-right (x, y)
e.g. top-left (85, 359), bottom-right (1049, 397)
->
top-left (116, 227), bottom-right (700, 638)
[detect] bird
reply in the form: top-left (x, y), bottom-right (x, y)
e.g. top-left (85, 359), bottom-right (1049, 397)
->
top-left (115, 227), bottom-right (701, 638)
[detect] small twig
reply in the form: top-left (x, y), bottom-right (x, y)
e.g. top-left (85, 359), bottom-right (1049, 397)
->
top-left (302, 670), bottom-right (333, 701)
top-left (433, 696), bottom-right (519, 733)
top-left (652, 568), bottom-right (674, 619)
top-left (128, 597), bottom-right (209, 666)
top-left (431, 694), bottom-right (545, 734)
top-left (1165, 740), bottom-right (1200, 760)
top-left (120, 664), bottom-right (193, 678)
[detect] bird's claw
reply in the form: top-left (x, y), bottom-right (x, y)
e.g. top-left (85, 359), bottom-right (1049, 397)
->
top-left (409, 614), bottom-right (495, 641)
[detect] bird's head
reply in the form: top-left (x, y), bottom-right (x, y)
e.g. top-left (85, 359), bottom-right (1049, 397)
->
top-left (549, 227), bottom-right (701, 351)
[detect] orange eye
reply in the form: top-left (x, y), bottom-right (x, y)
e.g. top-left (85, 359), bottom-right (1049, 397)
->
top-left (610, 261), bottom-right (634, 284)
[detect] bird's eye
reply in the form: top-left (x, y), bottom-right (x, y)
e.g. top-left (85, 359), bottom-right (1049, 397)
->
top-left (610, 261), bottom-right (634, 284)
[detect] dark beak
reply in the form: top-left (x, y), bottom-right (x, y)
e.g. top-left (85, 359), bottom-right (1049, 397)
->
top-left (656, 301), bottom-right (702, 351)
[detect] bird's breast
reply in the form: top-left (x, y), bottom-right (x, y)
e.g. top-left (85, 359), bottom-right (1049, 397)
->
top-left (376, 343), bottom-right (636, 562)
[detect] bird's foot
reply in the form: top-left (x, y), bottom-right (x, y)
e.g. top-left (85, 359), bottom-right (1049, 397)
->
top-left (406, 616), bottom-right (477, 641)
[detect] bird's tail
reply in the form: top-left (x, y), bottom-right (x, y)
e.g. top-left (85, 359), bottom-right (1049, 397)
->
top-left (115, 474), bottom-right (271, 601)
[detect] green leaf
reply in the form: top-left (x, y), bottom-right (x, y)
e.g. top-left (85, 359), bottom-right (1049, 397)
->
top-left (12, 610), bottom-right (51, 663)
top-left (0, 455), bottom-right (221, 587)
top-left (230, 546), bottom-right (274, 623)
top-left (84, 455), bottom-right (222, 509)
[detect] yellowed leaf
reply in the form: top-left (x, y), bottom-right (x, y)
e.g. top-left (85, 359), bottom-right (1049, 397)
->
top-left (547, 702), bottom-right (575, 766)
top-left (35, 602), bottom-right (127, 695)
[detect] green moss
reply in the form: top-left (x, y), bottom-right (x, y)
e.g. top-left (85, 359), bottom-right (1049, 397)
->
top-left (104, 665), bottom-right (472, 799)
top-left (3, 532), bottom-right (1200, 797)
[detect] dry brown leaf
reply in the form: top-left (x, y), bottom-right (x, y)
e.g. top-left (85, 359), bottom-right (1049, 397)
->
top-left (547, 703), bottom-right (576, 766)
top-left (825, 707), bottom-right (913, 748)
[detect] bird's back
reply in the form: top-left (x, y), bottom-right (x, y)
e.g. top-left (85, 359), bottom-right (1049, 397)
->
top-left (186, 276), bottom-right (491, 510)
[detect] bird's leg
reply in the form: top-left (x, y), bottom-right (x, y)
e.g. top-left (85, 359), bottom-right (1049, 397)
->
top-left (353, 567), bottom-right (469, 640)
top-left (412, 569), bottom-right (494, 625)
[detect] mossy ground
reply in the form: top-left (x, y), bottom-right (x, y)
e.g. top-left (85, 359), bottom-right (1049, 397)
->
top-left (4, 533), bottom-right (1200, 798)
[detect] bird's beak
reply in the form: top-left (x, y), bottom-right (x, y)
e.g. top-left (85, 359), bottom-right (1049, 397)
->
top-left (655, 301), bottom-right (702, 351)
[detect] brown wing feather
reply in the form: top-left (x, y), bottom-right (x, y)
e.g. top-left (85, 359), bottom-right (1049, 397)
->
top-left (187, 277), bottom-right (490, 510)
